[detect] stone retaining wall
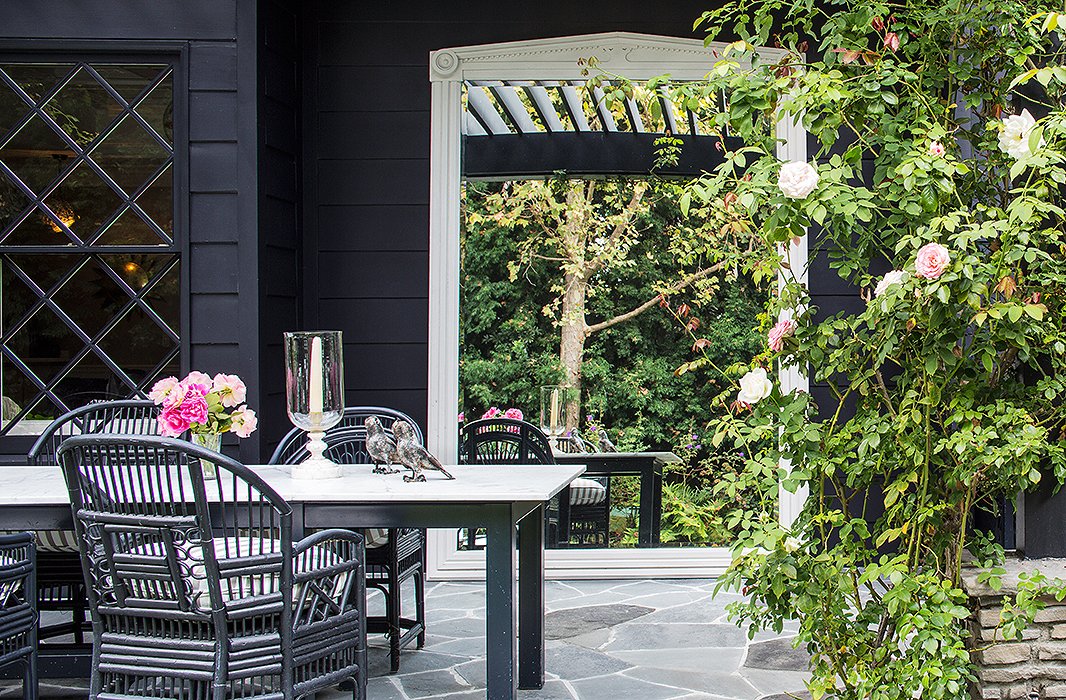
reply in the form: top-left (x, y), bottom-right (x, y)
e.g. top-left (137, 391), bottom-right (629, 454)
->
top-left (963, 558), bottom-right (1066, 699)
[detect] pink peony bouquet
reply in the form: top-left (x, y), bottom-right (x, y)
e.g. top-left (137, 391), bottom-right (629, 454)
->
top-left (150, 371), bottom-right (258, 439)
top-left (480, 406), bottom-right (523, 421)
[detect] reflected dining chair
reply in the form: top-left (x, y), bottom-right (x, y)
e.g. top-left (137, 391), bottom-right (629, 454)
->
top-left (0, 532), bottom-right (37, 700)
top-left (270, 406), bottom-right (426, 674)
top-left (24, 400), bottom-right (159, 643)
top-left (459, 418), bottom-right (611, 546)
top-left (58, 434), bottom-right (368, 700)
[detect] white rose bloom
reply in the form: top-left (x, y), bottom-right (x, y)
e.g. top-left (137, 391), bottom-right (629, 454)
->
top-left (777, 161), bottom-right (820, 199)
top-left (999, 109), bottom-right (1038, 159)
top-left (783, 536), bottom-right (802, 553)
top-left (874, 269), bottom-right (907, 297)
top-left (737, 367), bottom-right (773, 405)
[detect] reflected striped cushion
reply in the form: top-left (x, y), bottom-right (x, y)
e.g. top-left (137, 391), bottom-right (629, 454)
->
top-left (569, 477), bottom-right (607, 507)
top-left (364, 529), bottom-right (389, 548)
top-left (0, 529), bottom-right (77, 553)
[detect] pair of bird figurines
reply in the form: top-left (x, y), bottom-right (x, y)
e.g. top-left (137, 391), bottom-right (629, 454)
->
top-left (365, 416), bottom-right (454, 482)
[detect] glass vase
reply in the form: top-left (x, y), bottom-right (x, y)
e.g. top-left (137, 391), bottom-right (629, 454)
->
top-left (191, 432), bottom-right (222, 479)
top-left (539, 385), bottom-right (579, 450)
top-left (284, 330), bottom-right (345, 479)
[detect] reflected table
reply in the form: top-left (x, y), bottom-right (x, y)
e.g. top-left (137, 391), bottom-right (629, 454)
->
top-left (0, 462), bottom-right (584, 699)
top-left (552, 451), bottom-right (680, 547)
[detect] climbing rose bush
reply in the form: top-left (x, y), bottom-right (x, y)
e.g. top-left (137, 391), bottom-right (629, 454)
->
top-left (652, 0), bottom-right (1066, 697)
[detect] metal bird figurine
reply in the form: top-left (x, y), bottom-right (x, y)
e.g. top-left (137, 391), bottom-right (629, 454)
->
top-left (596, 428), bottom-right (618, 453)
top-left (365, 415), bottom-right (400, 474)
top-left (393, 420), bottom-right (454, 482)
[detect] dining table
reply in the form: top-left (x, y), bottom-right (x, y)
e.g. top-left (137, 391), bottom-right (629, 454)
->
top-left (0, 461), bottom-right (585, 700)
top-left (552, 451), bottom-right (680, 547)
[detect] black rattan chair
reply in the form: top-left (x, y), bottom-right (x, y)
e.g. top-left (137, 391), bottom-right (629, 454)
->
top-left (553, 431), bottom-right (612, 547)
top-left (269, 407), bottom-right (426, 674)
top-left (458, 418), bottom-right (563, 546)
top-left (0, 532), bottom-right (37, 700)
top-left (58, 434), bottom-right (367, 700)
top-left (24, 400), bottom-right (159, 643)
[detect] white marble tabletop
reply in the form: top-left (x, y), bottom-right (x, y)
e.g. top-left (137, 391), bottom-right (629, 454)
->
top-left (553, 451), bottom-right (681, 463)
top-left (0, 463), bottom-right (586, 507)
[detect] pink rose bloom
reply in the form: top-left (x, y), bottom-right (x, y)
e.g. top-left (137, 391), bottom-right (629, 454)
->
top-left (212, 373), bottom-right (246, 408)
top-left (158, 408), bottom-right (189, 438)
top-left (179, 387), bottom-right (209, 425)
top-left (503, 407), bottom-right (524, 421)
top-left (915, 242), bottom-right (951, 279)
top-left (149, 376), bottom-right (179, 404)
top-left (928, 141), bottom-right (945, 157)
top-left (768, 319), bottom-right (798, 352)
top-left (161, 382), bottom-right (188, 409)
top-left (457, 412), bottom-right (465, 423)
top-left (185, 371), bottom-right (213, 387)
top-left (482, 407), bottom-right (501, 419)
top-left (229, 405), bottom-right (258, 439)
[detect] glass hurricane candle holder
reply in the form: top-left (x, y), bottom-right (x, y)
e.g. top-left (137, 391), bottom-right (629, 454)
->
top-left (539, 385), bottom-right (579, 450)
top-left (284, 331), bottom-right (344, 479)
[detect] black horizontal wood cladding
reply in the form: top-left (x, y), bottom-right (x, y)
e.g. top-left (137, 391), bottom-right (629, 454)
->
top-left (317, 111), bottom-right (430, 160)
top-left (316, 206), bottom-right (429, 252)
top-left (342, 344), bottom-right (429, 391)
top-left (345, 389), bottom-right (428, 429)
top-left (317, 252), bottom-right (429, 300)
top-left (190, 193), bottom-right (239, 241)
top-left (319, 299), bottom-right (429, 343)
top-left (317, 66), bottom-right (431, 112)
top-left (189, 92), bottom-right (240, 141)
top-left (317, 159), bottom-right (429, 206)
top-left (189, 142), bottom-right (240, 192)
top-left (190, 43), bottom-right (238, 89)
top-left (0, 0), bottom-right (236, 41)
top-left (190, 244), bottom-right (240, 294)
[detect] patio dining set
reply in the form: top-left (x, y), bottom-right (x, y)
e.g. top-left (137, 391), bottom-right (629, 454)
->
top-left (0, 400), bottom-right (587, 700)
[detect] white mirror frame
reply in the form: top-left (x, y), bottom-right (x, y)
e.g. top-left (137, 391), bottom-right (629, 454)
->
top-left (427, 32), bottom-right (808, 579)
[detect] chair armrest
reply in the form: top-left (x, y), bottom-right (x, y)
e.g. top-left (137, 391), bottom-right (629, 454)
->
top-left (293, 529), bottom-right (365, 576)
top-left (291, 529), bottom-right (365, 629)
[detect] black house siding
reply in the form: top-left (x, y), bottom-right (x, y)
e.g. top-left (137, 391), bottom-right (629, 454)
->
top-left (0, 0), bottom-right (264, 461)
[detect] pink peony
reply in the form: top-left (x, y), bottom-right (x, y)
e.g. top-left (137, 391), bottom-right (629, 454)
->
top-left (158, 408), bottom-right (189, 438)
top-left (178, 386), bottom-right (209, 425)
top-left (149, 376), bottom-right (179, 404)
top-left (185, 371), bottom-right (213, 387)
top-left (928, 141), bottom-right (945, 157)
top-left (162, 382), bottom-right (188, 409)
top-left (768, 319), bottom-right (798, 352)
top-left (212, 373), bottom-right (246, 408)
top-left (229, 405), bottom-right (258, 438)
top-left (503, 407), bottom-right (524, 420)
top-left (915, 242), bottom-right (951, 279)
top-left (482, 407), bottom-right (501, 419)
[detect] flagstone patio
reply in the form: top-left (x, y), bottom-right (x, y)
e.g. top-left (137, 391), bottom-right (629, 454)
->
top-left (3, 579), bottom-right (810, 700)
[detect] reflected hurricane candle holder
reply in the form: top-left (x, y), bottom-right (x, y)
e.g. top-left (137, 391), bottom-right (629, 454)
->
top-left (539, 385), bottom-right (578, 450)
top-left (284, 331), bottom-right (345, 479)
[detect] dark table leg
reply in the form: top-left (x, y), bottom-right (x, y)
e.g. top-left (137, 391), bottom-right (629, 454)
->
top-left (484, 506), bottom-right (518, 699)
top-left (517, 503), bottom-right (544, 689)
top-left (638, 464), bottom-right (654, 547)
top-left (651, 464), bottom-right (663, 546)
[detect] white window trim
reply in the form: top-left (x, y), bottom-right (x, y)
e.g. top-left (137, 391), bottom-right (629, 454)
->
top-left (427, 32), bottom-right (808, 580)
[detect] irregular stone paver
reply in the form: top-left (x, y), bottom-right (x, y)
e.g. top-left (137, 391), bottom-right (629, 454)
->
top-left (8, 579), bottom-right (810, 700)
top-left (546, 643), bottom-right (634, 680)
top-left (603, 622), bottom-right (748, 651)
top-left (744, 638), bottom-right (811, 671)
top-left (608, 646), bottom-right (747, 674)
top-left (622, 667), bottom-right (761, 699)
top-left (568, 672), bottom-right (689, 700)
top-left (545, 603), bottom-right (653, 640)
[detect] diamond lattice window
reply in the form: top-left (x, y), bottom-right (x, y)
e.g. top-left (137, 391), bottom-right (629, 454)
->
top-left (0, 60), bottom-right (180, 435)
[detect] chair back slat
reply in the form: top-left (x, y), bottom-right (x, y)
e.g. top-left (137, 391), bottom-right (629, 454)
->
top-left (28, 400), bottom-right (160, 466)
top-left (459, 418), bottom-right (555, 465)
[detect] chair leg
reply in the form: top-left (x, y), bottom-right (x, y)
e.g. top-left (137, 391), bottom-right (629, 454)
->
top-left (414, 569), bottom-right (426, 648)
top-left (73, 588), bottom-right (86, 645)
top-left (386, 581), bottom-right (401, 673)
top-left (23, 653), bottom-right (38, 700)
